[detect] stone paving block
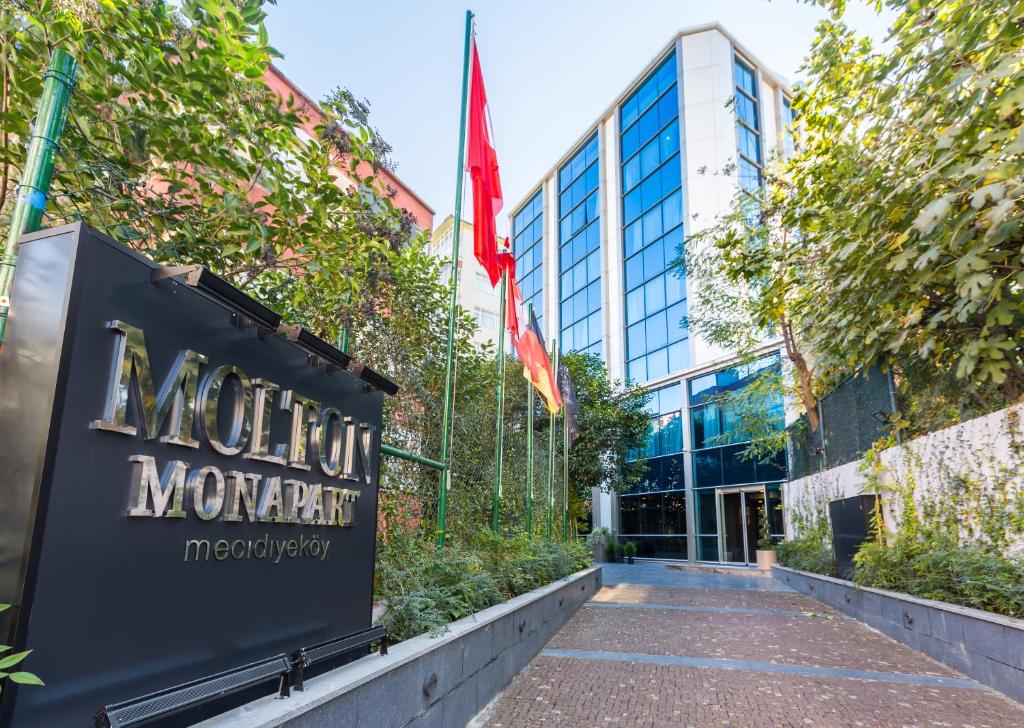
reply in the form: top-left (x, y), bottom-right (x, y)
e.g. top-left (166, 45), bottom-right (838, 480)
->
top-left (880, 593), bottom-right (905, 626)
top-left (490, 612), bottom-right (517, 655)
top-left (986, 657), bottom-right (1024, 704)
top-left (353, 658), bottom-right (428, 728)
top-left (962, 617), bottom-right (1011, 666)
top-left (900, 600), bottom-right (932, 635)
top-left (442, 672), bottom-right (479, 728)
top-left (482, 564), bottom-right (1024, 728)
top-left (477, 646), bottom-right (519, 704)
top-left (460, 622), bottom-right (493, 678)
top-left (281, 698), bottom-right (359, 728)
top-left (1004, 622), bottom-right (1024, 670)
top-left (402, 701), bottom-right (443, 728)
top-left (417, 641), bottom-right (465, 707)
top-left (928, 606), bottom-right (966, 645)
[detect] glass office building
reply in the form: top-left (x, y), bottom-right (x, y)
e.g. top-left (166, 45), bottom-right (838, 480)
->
top-left (558, 134), bottom-right (602, 359)
top-left (508, 25), bottom-right (795, 563)
top-left (513, 190), bottom-right (545, 328)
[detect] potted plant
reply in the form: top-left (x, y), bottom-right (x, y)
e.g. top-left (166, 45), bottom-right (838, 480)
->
top-left (623, 541), bottom-right (637, 564)
top-left (610, 542), bottom-right (624, 563)
top-left (756, 505), bottom-right (777, 571)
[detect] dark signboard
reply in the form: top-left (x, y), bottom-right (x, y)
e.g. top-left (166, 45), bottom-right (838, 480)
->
top-left (0, 224), bottom-right (395, 726)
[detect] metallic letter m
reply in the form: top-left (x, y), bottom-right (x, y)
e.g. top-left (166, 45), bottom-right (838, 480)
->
top-left (91, 320), bottom-right (207, 448)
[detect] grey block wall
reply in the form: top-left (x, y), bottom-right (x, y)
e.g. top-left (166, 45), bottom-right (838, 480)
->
top-left (773, 565), bottom-right (1024, 703)
top-left (196, 567), bottom-right (602, 728)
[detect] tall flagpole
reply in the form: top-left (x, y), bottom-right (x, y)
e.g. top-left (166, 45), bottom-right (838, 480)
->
top-left (525, 303), bottom-right (535, 539)
top-left (546, 340), bottom-right (559, 539)
top-left (562, 393), bottom-right (570, 541)
top-left (437, 9), bottom-right (474, 549)
top-left (491, 268), bottom-right (507, 533)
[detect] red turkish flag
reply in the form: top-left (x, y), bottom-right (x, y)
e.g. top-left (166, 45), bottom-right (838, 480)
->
top-left (466, 41), bottom-right (504, 287)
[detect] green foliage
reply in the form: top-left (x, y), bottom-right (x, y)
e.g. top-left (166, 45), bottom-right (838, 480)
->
top-left (855, 536), bottom-right (1024, 617)
top-left (790, 0), bottom-right (1024, 397)
top-left (374, 529), bottom-right (591, 642)
top-left (756, 505), bottom-right (773, 551)
top-left (851, 422), bottom-right (1024, 617)
top-left (775, 527), bottom-right (835, 576)
top-left (563, 352), bottom-right (651, 496)
top-left (610, 542), bottom-right (624, 562)
top-left (684, 0), bottom-right (1024, 448)
top-left (0, 605), bottom-right (42, 692)
top-left (622, 540), bottom-right (637, 558)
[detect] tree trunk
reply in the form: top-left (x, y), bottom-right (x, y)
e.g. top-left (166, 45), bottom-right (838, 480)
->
top-left (780, 315), bottom-right (820, 432)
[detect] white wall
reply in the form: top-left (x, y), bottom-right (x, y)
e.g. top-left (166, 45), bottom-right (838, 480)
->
top-left (785, 403), bottom-right (1024, 550)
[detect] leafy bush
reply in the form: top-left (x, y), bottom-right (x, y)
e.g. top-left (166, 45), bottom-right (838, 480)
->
top-left (776, 529), bottom-right (835, 576)
top-left (622, 541), bottom-right (637, 559)
top-left (855, 536), bottom-right (1024, 618)
top-left (375, 530), bottom-right (591, 642)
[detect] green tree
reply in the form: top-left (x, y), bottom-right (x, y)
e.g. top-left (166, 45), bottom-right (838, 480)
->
top-left (685, 0), bottom-right (1024, 448)
top-left (562, 352), bottom-right (651, 520)
top-left (789, 0), bottom-right (1024, 401)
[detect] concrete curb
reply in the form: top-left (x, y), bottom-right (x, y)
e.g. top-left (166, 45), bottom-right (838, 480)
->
top-left (196, 566), bottom-right (602, 728)
top-left (773, 565), bottom-right (1024, 704)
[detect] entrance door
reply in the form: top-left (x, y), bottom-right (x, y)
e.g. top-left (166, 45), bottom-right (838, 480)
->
top-left (743, 490), bottom-right (765, 564)
top-left (721, 492), bottom-right (745, 562)
top-left (717, 487), bottom-right (766, 564)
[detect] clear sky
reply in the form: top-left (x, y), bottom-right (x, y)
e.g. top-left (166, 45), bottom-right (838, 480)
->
top-left (265, 1), bottom-right (893, 233)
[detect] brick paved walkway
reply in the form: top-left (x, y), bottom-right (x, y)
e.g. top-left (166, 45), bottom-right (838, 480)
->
top-left (476, 563), bottom-right (1024, 728)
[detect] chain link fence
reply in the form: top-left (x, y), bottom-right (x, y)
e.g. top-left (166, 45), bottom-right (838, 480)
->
top-left (787, 366), bottom-right (897, 481)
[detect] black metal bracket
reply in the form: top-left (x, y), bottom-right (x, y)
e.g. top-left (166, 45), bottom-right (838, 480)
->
top-left (290, 625), bottom-right (388, 692)
top-left (93, 654), bottom-right (291, 728)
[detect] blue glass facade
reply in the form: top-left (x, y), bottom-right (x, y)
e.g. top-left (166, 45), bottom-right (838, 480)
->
top-left (620, 53), bottom-right (688, 384)
top-left (690, 354), bottom-right (787, 561)
top-left (734, 55), bottom-right (763, 194)
top-left (558, 134), bottom-right (602, 358)
top-left (621, 382), bottom-right (686, 559)
top-left (513, 190), bottom-right (544, 329)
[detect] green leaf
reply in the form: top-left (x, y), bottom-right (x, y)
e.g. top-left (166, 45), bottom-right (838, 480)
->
top-left (8, 672), bottom-right (43, 686)
top-left (0, 651), bottom-right (31, 670)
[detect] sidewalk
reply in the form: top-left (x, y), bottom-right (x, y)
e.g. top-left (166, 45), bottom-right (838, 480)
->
top-left (476, 562), bottom-right (1024, 727)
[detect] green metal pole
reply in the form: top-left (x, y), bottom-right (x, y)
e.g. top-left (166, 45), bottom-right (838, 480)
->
top-left (563, 395), bottom-right (570, 541)
top-left (491, 269), bottom-right (507, 533)
top-left (546, 340), bottom-right (559, 539)
top-left (436, 10), bottom-right (474, 549)
top-left (0, 48), bottom-right (77, 347)
top-left (381, 443), bottom-right (447, 471)
top-left (525, 303), bottom-right (534, 539)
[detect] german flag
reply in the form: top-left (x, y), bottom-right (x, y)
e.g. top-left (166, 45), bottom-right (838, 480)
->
top-left (514, 310), bottom-right (562, 413)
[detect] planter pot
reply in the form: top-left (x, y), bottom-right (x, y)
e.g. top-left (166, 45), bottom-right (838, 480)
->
top-left (756, 549), bottom-right (777, 571)
top-left (627, 556), bottom-right (634, 564)
top-left (592, 542), bottom-right (606, 563)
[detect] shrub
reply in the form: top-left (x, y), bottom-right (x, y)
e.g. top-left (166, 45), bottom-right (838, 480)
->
top-left (855, 536), bottom-right (1024, 618)
top-left (776, 529), bottom-right (835, 576)
top-left (610, 542), bottom-right (624, 562)
top-left (622, 541), bottom-right (637, 559)
top-left (375, 529), bottom-right (591, 642)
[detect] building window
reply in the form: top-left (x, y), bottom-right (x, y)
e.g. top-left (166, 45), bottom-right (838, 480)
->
top-left (512, 190), bottom-right (544, 330)
top-left (688, 354), bottom-right (787, 561)
top-left (733, 55), bottom-right (763, 195)
top-left (619, 52), bottom-right (687, 384)
top-left (558, 134), bottom-right (602, 359)
top-left (474, 272), bottom-right (491, 293)
top-left (473, 307), bottom-right (498, 330)
top-left (619, 381), bottom-right (686, 560)
top-left (782, 95), bottom-right (797, 159)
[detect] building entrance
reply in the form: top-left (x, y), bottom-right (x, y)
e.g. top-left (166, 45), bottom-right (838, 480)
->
top-left (717, 487), bottom-right (765, 564)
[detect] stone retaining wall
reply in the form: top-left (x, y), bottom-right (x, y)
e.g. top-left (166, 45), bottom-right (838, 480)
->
top-left (196, 567), bottom-right (602, 728)
top-left (773, 565), bottom-right (1024, 703)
